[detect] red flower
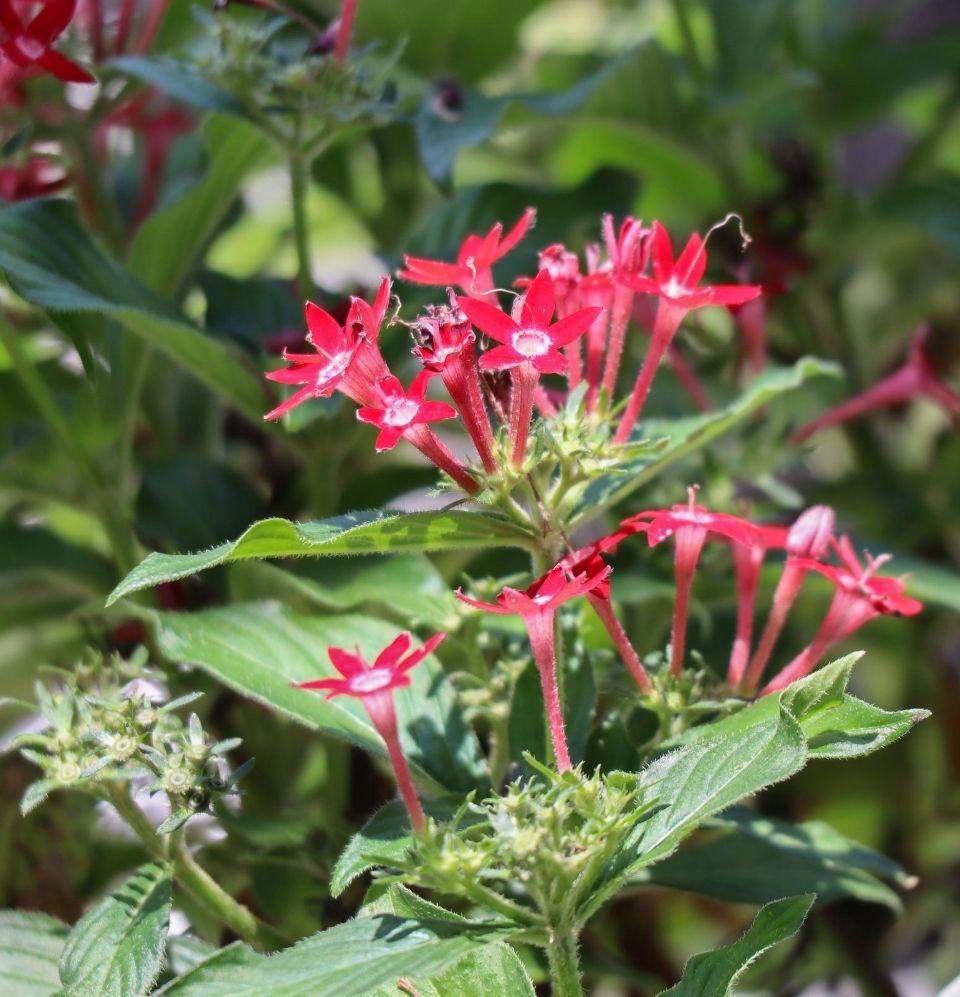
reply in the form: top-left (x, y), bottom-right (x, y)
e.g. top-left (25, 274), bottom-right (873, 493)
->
top-left (0, 0), bottom-right (95, 83)
top-left (761, 538), bottom-right (922, 695)
top-left (357, 371), bottom-right (457, 452)
top-left (414, 301), bottom-right (497, 473)
top-left (457, 564), bottom-right (610, 772)
top-left (792, 327), bottom-right (960, 442)
top-left (263, 279), bottom-right (392, 420)
top-left (295, 632), bottom-right (446, 831)
top-left (614, 221), bottom-right (761, 443)
top-left (398, 207), bottom-right (536, 296)
top-left (623, 489), bottom-right (760, 676)
top-left (459, 269), bottom-right (601, 468)
top-left (0, 155), bottom-right (67, 201)
top-left (739, 505), bottom-right (835, 694)
top-left (264, 302), bottom-right (363, 421)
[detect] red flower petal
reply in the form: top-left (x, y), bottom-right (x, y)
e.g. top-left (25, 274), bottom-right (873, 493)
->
top-left (457, 295), bottom-right (518, 344)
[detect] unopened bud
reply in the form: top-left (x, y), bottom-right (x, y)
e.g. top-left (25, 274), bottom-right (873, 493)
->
top-left (787, 505), bottom-right (834, 558)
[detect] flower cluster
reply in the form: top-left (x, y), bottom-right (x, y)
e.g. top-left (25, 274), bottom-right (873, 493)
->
top-left (13, 648), bottom-right (250, 833)
top-left (264, 209), bottom-right (761, 491)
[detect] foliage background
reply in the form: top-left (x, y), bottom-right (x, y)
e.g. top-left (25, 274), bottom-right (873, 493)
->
top-left (1, 0), bottom-right (959, 992)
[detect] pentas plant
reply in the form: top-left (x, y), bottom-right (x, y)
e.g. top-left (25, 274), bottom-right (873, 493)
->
top-left (240, 209), bottom-right (930, 993)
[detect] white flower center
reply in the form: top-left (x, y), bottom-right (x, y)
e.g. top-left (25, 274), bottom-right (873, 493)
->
top-left (349, 668), bottom-right (394, 693)
top-left (662, 277), bottom-right (688, 299)
top-left (512, 328), bottom-right (551, 358)
top-left (382, 398), bottom-right (420, 427)
top-left (315, 351), bottom-right (351, 388)
top-left (15, 38), bottom-right (46, 61)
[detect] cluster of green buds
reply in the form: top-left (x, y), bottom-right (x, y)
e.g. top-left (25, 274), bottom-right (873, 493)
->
top-left (397, 758), bottom-right (657, 932)
top-left (10, 648), bottom-right (250, 834)
top-left (195, 5), bottom-right (396, 138)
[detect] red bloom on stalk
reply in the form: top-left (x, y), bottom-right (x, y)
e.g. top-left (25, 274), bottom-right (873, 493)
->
top-left (263, 278), bottom-right (392, 420)
top-left (792, 327), bottom-right (960, 442)
top-left (0, 0), bottom-right (95, 83)
top-left (625, 221), bottom-right (761, 310)
top-left (414, 301), bottom-right (498, 472)
top-left (459, 270), bottom-right (600, 467)
top-left (761, 537), bottom-right (922, 695)
top-left (614, 221), bottom-right (761, 443)
top-left (0, 155), bottom-right (66, 201)
top-left (459, 270), bottom-right (599, 376)
top-left (295, 632), bottom-right (446, 832)
top-left (264, 302), bottom-right (362, 420)
top-left (623, 490), bottom-right (760, 677)
top-left (356, 371), bottom-right (456, 452)
top-left (457, 564), bottom-right (610, 772)
top-left (398, 208), bottom-right (536, 296)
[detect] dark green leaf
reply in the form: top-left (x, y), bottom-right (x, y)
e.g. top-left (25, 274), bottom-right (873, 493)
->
top-left (0, 200), bottom-right (267, 422)
top-left (659, 895), bottom-right (814, 996)
top-left (107, 509), bottom-right (533, 605)
top-left (58, 862), bottom-right (171, 997)
top-left (647, 806), bottom-right (910, 910)
top-left (108, 57), bottom-right (249, 119)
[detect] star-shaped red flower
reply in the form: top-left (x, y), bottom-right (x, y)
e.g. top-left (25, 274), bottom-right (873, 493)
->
top-left (398, 207), bottom-right (536, 296)
top-left (356, 371), bottom-right (457, 452)
top-left (0, 0), bottom-right (95, 83)
top-left (457, 269), bottom-right (601, 375)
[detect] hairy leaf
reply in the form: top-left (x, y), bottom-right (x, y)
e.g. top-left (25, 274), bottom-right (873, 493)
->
top-left (107, 509), bottom-right (533, 605)
top-left (58, 862), bottom-right (171, 997)
top-left (659, 894), bottom-right (814, 996)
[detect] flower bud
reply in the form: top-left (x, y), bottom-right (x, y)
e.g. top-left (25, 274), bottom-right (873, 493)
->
top-left (787, 505), bottom-right (834, 558)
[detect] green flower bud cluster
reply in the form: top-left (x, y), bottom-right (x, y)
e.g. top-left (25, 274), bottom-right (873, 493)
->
top-left (13, 649), bottom-right (250, 833)
top-left (401, 758), bottom-right (658, 929)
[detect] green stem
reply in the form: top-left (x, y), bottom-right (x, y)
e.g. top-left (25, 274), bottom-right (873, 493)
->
top-left (106, 784), bottom-right (284, 951)
top-left (670, 0), bottom-right (706, 86)
top-left (0, 313), bottom-right (140, 574)
top-left (546, 925), bottom-right (584, 997)
top-left (289, 149), bottom-right (316, 301)
top-left (488, 717), bottom-right (510, 790)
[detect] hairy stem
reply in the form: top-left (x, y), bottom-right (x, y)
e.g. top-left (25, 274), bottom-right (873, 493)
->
top-left (546, 925), bottom-right (584, 997)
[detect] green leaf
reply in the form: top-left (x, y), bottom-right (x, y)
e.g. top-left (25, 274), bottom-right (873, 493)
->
top-left (0, 910), bottom-right (69, 997)
top-left (646, 806), bottom-right (911, 910)
top-left (108, 57), bottom-right (249, 119)
top-left (129, 117), bottom-right (273, 294)
top-left (107, 509), bottom-right (533, 606)
top-left (149, 606), bottom-right (486, 795)
top-left (58, 862), bottom-right (171, 997)
top-left (156, 911), bottom-right (514, 996)
top-left (0, 199), bottom-right (267, 422)
top-left (228, 554), bottom-right (458, 629)
top-left (568, 358), bottom-right (839, 525)
top-left (659, 895), bottom-right (814, 996)
top-left (663, 654), bottom-right (929, 761)
top-left (583, 705), bottom-right (808, 920)
top-left (364, 887), bottom-right (535, 996)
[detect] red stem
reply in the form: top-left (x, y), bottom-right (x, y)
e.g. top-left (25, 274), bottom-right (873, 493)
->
top-left (670, 525), bottom-right (706, 677)
top-left (334, 0), bottom-right (359, 61)
top-left (441, 351), bottom-right (497, 473)
top-left (585, 307), bottom-right (609, 413)
top-left (363, 691), bottom-right (425, 831)
top-left (509, 362), bottom-right (538, 469)
top-left (404, 425), bottom-right (480, 495)
top-left (614, 300), bottom-right (685, 443)
top-left (727, 545), bottom-right (762, 688)
top-left (588, 594), bottom-right (651, 693)
top-left (740, 561), bottom-right (806, 694)
top-left (525, 610), bottom-right (572, 772)
top-left (601, 283), bottom-right (634, 401)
